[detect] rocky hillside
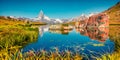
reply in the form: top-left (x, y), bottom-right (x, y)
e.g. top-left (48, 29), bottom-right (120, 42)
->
top-left (75, 13), bottom-right (109, 28)
top-left (104, 1), bottom-right (120, 24)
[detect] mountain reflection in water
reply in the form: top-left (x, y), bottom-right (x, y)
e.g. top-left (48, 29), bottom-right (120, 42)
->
top-left (22, 25), bottom-right (114, 59)
top-left (76, 27), bottom-right (109, 42)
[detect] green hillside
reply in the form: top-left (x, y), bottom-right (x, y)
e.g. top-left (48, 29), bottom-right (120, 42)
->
top-left (104, 1), bottom-right (120, 24)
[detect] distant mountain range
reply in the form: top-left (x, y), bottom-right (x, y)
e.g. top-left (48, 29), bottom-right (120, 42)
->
top-left (104, 1), bottom-right (120, 24)
top-left (1, 1), bottom-right (119, 25)
top-left (0, 15), bottom-right (31, 21)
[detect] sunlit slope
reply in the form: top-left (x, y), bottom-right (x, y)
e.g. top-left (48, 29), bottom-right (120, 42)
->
top-left (104, 2), bottom-right (120, 24)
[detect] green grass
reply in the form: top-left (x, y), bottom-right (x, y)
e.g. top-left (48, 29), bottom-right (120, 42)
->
top-left (96, 51), bottom-right (120, 60)
top-left (0, 18), bottom-right (39, 59)
top-left (105, 2), bottom-right (120, 24)
top-left (0, 25), bottom-right (38, 49)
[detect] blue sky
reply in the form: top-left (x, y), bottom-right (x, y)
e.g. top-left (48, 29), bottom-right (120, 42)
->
top-left (0, 0), bottom-right (119, 19)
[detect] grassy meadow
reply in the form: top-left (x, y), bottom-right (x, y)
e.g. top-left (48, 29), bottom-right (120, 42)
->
top-left (0, 17), bottom-right (39, 59)
top-left (104, 2), bottom-right (120, 25)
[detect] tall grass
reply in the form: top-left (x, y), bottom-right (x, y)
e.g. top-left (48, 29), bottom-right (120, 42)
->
top-left (96, 51), bottom-right (120, 60)
top-left (0, 48), bottom-right (83, 60)
top-left (0, 26), bottom-right (38, 49)
top-left (0, 18), bottom-right (39, 60)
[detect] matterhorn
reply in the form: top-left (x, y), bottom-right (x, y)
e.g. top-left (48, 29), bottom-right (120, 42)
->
top-left (38, 10), bottom-right (44, 20)
top-left (34, 10), bottom-right (63, 24)
top-left (37, 10), bottom-right (51, 23)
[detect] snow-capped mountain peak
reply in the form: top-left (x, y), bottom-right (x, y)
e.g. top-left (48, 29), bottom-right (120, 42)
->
top-left (44, 16), bottom-right (50, 21)
top-left (38, 10), bottom-right (44, 20)
top-left (88, 12), bottom-right (99, 17)
top-left (55, 19), bottom-right (63, 23)
top-left (33, 10), bottom-right (64, 24)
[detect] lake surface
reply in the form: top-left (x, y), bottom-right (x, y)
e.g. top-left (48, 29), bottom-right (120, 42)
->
top-left (22, 25), bottom-right (115, 59)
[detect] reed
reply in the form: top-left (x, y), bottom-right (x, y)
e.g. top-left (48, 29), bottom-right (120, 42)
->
top-left (0, 48), bottom-right (83, 60)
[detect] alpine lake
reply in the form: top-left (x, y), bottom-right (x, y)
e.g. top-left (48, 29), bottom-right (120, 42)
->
top-left (22, 25), bottom-right (118, 60)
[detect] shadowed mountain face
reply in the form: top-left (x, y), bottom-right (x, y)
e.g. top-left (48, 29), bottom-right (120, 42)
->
top-left (104, 1), bottom-right (120, 24)
top-left (75, 27), bottom-right (109, 42)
